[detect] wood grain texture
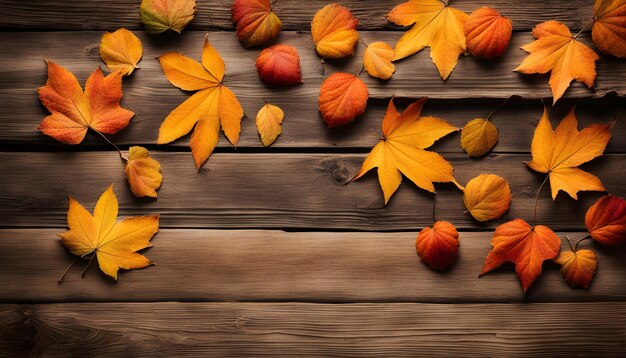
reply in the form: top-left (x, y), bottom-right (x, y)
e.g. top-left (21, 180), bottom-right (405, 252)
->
top-left (2, 302), bottom-right (626, 357)
top-left (0, 229), bottom-right (625, 302)
top-left (1, 152), bottom-right (623, 230)
top-left (0, 0), bottom-right (595, 31)
top-left (1, 31), bottom-right (624, 150)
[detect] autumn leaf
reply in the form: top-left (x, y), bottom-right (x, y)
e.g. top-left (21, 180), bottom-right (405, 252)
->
top-left (231, 0), bottom-right (282, 48)
top-left (592, 0), bottom-right (626, 58)
top-left (585, 195), bottom-right (626, 245)
top-left (38, 61), bottom-right (134, 145)
top-left (387, 0), bottom-right (469, 80)
top-left (256, 102), bottom-right (284, 146)
top-left (255, 44), bottom-right (302, 86)
top-left (363, 41), bottom-right (396, 80)
top-left (463, 174), bottom-right (511, 222)
top-left (460, 118), bottom-right (499, 157)
top-left (526, 106), bottom-right (611, 200)
top-left (480, 219), bottom-right (561, 292)
top-left (125, 146), bottom-right (163, 198)
top-left (464, 7), bottom-right (512, 59)
top-left (140, 0), bottom-right (196, 34)
top-left (311, 3), bottom-right (359, 59)
top-left (515, 21), bottom-right (599, 103)
top-left (555, 249), bottom-right (598, 289)
top-left (353, 98), bottom-right (460, 204)
top-left (318, 72), bottom-right (368, 128)
top-left (157, 36), bottom-right (244, 169)
top-left (100, 28), bottom-right (143, 76)
top-left (416, 221), bottom-right (459, 271)
top-left (58, 185), bottom-right (159, 282)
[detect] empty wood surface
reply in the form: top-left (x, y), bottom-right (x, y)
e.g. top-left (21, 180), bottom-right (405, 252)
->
top-left (2, 302), bottom-right (626, 357)
top-left (1, 229), bottom-right (625, 303)
top-left (1, 152), bottom-right (623, 230)
top-left (0, 0), bottom-right (595, 31)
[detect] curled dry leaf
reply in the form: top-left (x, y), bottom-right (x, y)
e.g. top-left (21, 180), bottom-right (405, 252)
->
top-left (100, 28), bottom-right (143, 76)
top-left (592, 0), bottom-right (626, 58)
top-left (416, 221), bottom-right (459, 271)
top-left (555, 249), bottom-right (598, 289)
top-left (318, 72), bottom-right (368, 128)
top-left (353, 98), bottom-right (460, 204)
top-left (464, 7), bottom-right (512, 59)
top-left (255, 44), bottom-right (302, 86)
top-left (125, 146), bottom-right (163, 198)
top-left (140, 0), bottom-right (197, 34)
top-left (311, 3), bottom-right (359, 59)
top-left (256, 102), bottom-right (284, 146)
top-left (526, 106), bottom-right (611, 200)
top-left (463, 174), bottom-right (511, 222)
top-left (363, 41), bottom-right (396, 80)
top-left (387, 0), bottom-right (469, 80)
top-left (157, 37), bottom-right (244, 169)
top-left (480, 218), bottom-right (561, 293)
top-left (38, 61), bottom-right (134, 144)
top-left (59, 185), bottom-right (159, 281)
top-left (231, 0), bottom-right (282, 48)
top-left (585, 195), bottom-right (626, 245)
top-left (460, 118), bottom-right (499, 157)
top-left (516, 21), bottom-right (599, 103)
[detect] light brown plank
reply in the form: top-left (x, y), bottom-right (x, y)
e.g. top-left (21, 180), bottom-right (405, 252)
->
top-left (0, 152), bottom-right (623, 230)
top-left (1, 31), bottom-right (624, 149)
top-left (0, 229), bottom-right (625, 302)
top-left (2, 302), bottom-right (626, 357)
top-left (0, 0), bottom-right (595, 31)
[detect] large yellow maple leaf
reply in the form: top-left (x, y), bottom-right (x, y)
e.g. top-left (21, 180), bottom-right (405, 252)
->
top-left (516, 20), bottom-right (599, 103)
top-left (353, 98), bottom-right (460, 204)
top-left (59, 185), bottom-right (159, 281)
top-left (526, 107), bottom-right (612, 200)
top-left (387, 0), bottom-right (469, 80)
top-left (157, 36), bottom-right (243, 169)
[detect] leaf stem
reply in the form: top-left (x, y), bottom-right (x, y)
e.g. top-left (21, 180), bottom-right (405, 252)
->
top-left (485, 95), bottom-right (513, 121)
top-left (573, 20), bottom-right (594, 39)
top-left (58, 257), bottom-right (81, 284)
top-left (355, 66), bottom-right (364, 78)
top-left (565, 234), bottom-right (575, 252)
top-left (359, 37), bottom-right (369, 48)
top-left (93, 129), bottom-right (127, 161)
top-left (533, 175), bottom-right (549, 226)
top-left (432, 193), bottom-right (437, 222)
top-left (574, 235), bottom-right (592, 251)
top-left (81, 252), bottom-right (97, 278)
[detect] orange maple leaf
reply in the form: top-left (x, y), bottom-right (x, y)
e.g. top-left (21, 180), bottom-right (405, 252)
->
top-left (585, 195), bottom-right (626, 245)
top-left (231, 0), bottom-right (282, 48)
top-left (592, 0), bottom-right (626, 58)
top-left (58, 185), bottom-right (159, 282)
top-left (464, 7), bottom-right (512, 59)
top-left (480, 219), bottom-right (561, 293)
top-left (38, 61), bottom-right (134, 145)
top-left (157, 36), bottom-right (244, 169)
top-left (416, 221), bottom-right (459, 271)
top-left (318, 72), bottom-right (368, 128)
top-left (515, 20), bottom-right (599, 103)
top-left (353, 98), bottom-right (460, 204)
top-left (311, 3), bottom-right (359, 59)
top-left (387, 0), bottom-right (469, 80)
top-left (526, 106), bottom-right (611, 200)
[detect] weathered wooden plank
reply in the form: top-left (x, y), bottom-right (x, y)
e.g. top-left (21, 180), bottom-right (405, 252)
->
top-left (1, 31), bottom-right (624, 149)
top-left (0, 0), bottom-right (595, 31)
top-left (2, 302), bottom-right (626, 357)
top-left (0, 229), bottom-right (625, 302)
top-left (0, 152), bottom-right (623, 230)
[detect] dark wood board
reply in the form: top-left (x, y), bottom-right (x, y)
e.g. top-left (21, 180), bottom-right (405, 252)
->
top-left (0, 229), bottom-right (624, 303)
top-left (0, 0), bottom-right (595, 31)
top-left (2, 302), bottom-right (626, 357)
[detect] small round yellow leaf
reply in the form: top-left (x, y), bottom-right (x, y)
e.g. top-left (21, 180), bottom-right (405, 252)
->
top-left (463, 173), bottom-right (511, 222)
top-left (363, 41), bottom-right (396, 80)
top-left (256, 103), bottom-right (284, 146)
top-left (460, 118), bottom-right (499, 157)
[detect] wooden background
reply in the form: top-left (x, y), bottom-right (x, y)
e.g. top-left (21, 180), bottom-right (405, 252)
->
top-left (1, 0), bottom-right (626, 356)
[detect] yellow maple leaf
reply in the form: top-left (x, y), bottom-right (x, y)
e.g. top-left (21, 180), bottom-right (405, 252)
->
top-left (99, 28), bottom-right (143, 76)
top-left (516, 20), bottom-right (599, 103)
top-left (157, 36), bottom-right (243, 169)
top-left (387, 0), bottom-right (469, 80)
top-left (58, 185), bottom-right (159, 281)
top-left (526, 106), bottom-right (612, 200)
top-left (353, 98), bottom-right (460, 204)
